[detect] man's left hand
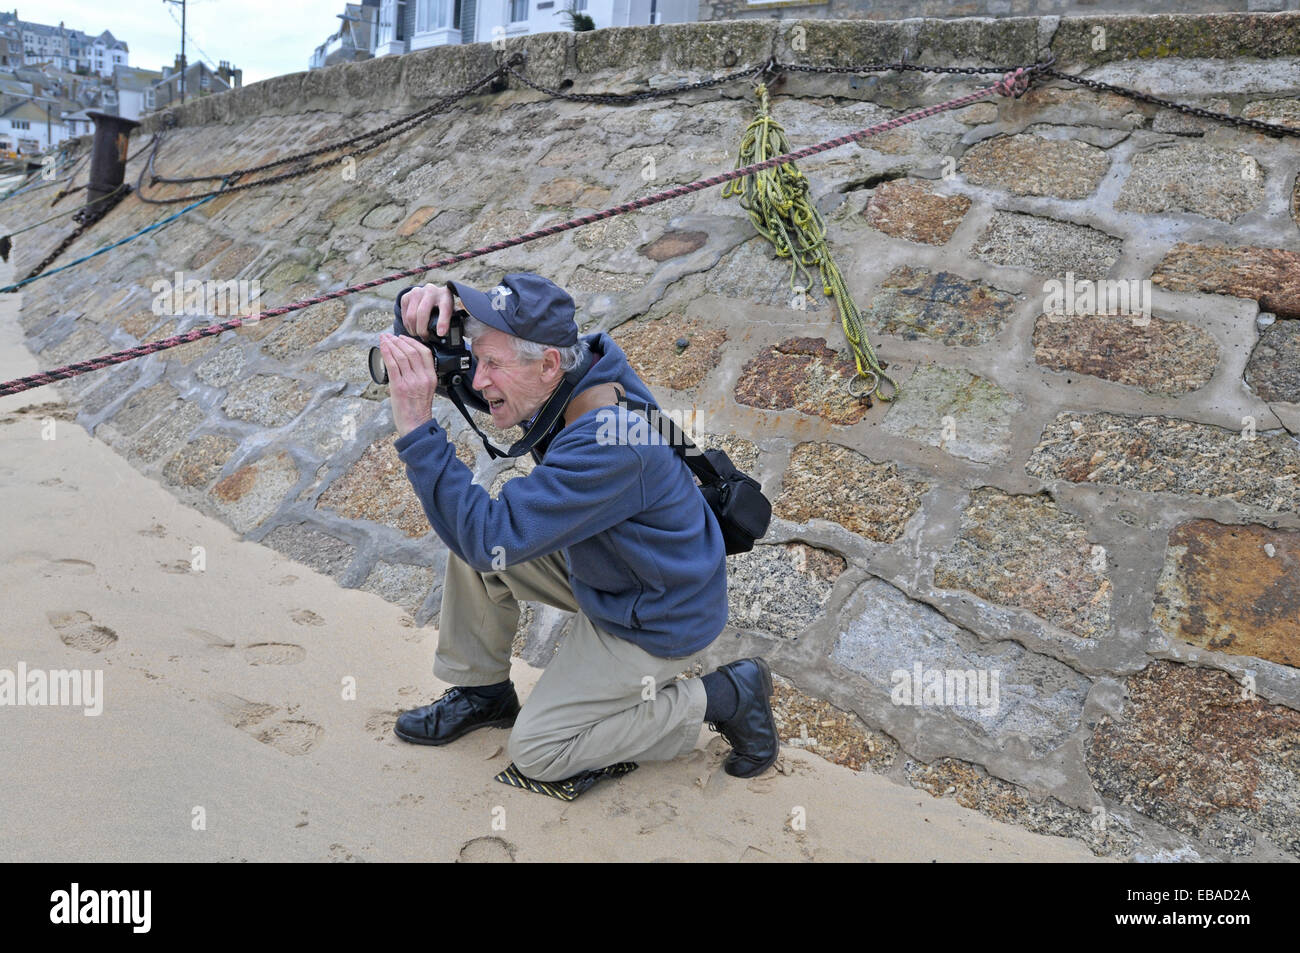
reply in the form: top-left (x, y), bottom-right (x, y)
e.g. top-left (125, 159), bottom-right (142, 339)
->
top-left (379, 333), bottom-right (437, 438)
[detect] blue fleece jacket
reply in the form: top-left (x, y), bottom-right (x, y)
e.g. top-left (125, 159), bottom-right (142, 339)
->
top-left (389, 325), bottom-right (729, 659)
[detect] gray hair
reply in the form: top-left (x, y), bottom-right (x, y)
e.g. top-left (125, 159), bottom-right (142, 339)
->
top-left (463, 313), bottom-right (588, 373)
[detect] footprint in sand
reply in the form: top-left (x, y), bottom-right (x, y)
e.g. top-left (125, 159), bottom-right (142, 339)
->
top-left (290, 609), bottom-right (324, 626)
top-left (253, 720), bottom-right (322, 756)
top-left (635, 800), bottom-right (680, 835)
top-left (210, 692), bottom-right (278, 728)
top-left (457, 837), bottom-right (516, 863)
top-left (11, 554), bottom-right (97, 577)
top-left (364, 709), bottom-right (404, 741)
top-left (158, 560), bottom-right (193, 574)
top-left (43, 558), bottom-right (95, 576)
top-left (137, 524), bottom-right (167, 538)
top-left (243, 643), bottom-right (306, 666)
top-left (186, 627), bottom-right (235, 650)
top-left (48, 610), bottom-right (117, 652)
top-left (208, 693), bottom-right (321, 756)
top-left (327, 843), bottom-right (366, 863)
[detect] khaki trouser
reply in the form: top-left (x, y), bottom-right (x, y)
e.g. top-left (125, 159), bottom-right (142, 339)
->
top-left (435, 550), bottom-right (708, 782)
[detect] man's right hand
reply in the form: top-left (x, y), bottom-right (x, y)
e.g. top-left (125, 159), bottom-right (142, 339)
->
top-left (399, 284), bottom-right (455, 340)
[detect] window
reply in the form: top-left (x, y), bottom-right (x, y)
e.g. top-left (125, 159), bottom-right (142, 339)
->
top-left (574, 0), bottom-right (586, 8)
top-left (12, 120), bottom-right (28, 129)
top-left (510, 0), bottom-right (527, 22)
top-left (417, 0), bottom-right (452, 30)
top-left (649, 0), bottom-right (659, 23)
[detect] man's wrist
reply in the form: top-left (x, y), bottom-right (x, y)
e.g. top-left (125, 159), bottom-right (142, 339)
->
top-left (396, 415), bottom-right (434, 440)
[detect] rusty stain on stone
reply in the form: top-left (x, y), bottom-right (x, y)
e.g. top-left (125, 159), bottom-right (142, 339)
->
top-left (532, 177), bottom-right (610, 208)
top-left (1032, 312), bottom-right (1219, 396)
top-left (734, 337), bottom-right (870, 425)
top-left (212, 464), bottom-right (256, 503)
top-left (639, 229), bottom-right (709, 261)
top-left (861, 180), bottom-right (971, 245)
top-left (1153, 520), bottom-right (1300, 668)
top-left (397, 206), bottom-right (438, 237)
top-left (1151, 242), bottom-right (1300, 318)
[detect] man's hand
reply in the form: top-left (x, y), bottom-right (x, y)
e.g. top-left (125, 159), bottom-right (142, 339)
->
top-left (379, 333), bottom-right (438, 438)
top-left (399, 283), bottom-right (455, 340)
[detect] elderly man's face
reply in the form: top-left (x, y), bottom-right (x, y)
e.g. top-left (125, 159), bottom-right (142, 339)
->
top-left (470, 327), bottom-right (564, 429)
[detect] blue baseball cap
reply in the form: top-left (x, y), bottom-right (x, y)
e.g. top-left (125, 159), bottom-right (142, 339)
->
top-left (447, 272), bottom-right (579, 348)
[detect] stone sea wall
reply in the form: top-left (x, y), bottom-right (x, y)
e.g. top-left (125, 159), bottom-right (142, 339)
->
top-left (9, 12), bottom-right (1300, 860)
top-left (703, 0), bottom-right (1300, 24)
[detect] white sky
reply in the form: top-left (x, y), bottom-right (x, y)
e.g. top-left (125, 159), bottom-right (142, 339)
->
top-left (17, 0), bottom-right (352, 84)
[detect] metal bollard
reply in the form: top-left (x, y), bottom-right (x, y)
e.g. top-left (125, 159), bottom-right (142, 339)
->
top-left (84, 111), bottom-right (141, 213)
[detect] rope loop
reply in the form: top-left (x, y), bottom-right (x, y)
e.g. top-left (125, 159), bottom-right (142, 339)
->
top-left (994, 67), bottom-right (1032, 98)
top-left (847, 371), bottom-right (878, 400)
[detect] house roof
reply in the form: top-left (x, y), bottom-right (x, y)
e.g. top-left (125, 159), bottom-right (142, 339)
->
top-left (0, 76), bottom-right (33, 96)
top-left (0, 99), bottom-right (61, 123)
top-left (153, 62), bottom-right (233, 94)
top-left (113, 64), bottom-right (160, 91)
top-left (94, 30), bottom-right (128, 52)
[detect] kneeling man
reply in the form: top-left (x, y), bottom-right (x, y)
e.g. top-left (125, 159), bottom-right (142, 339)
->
top-left (378, 272), bottom-right (777, 784)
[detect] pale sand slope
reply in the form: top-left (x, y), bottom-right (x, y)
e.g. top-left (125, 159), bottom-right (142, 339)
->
top-left (0, 288), bottom-right (1103, 863)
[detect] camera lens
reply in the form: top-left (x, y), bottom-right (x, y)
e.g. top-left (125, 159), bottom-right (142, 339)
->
top-left (367, 346), bottom-right (388, 385)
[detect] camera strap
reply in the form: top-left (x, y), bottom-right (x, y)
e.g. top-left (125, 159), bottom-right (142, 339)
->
top-left (444, 377), bottom-right (576, 460)
top-left (444, 350), bottom-right (594, 461)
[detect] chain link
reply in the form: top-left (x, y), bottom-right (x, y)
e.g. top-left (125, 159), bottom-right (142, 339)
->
top-left (502, 55), bottom-right (772, 104)
top-left (15, 185), bottom-right (131, 285)
top-left (136, 58), bottom-right (521, 203)
top-left (1042, 67), bottom-right (1300, 138)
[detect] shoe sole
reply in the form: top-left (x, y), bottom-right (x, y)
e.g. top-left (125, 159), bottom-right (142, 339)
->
top-left (724, 657), bottom-right (779, 779)
top-left (393, 713), bottom-right (518, 747)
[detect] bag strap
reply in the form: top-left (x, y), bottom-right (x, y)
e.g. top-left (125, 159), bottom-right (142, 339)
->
top-left (561, 386), bottom-right (730, 487)
top-left (563, 381), bottom-right (625, 428)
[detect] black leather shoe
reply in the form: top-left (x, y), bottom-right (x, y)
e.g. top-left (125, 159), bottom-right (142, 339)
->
top-left (394, 685), bottom-right (521, 746)
top-left (709, 657), bottom-right (779, 778)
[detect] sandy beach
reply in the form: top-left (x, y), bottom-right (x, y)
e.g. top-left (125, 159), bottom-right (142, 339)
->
top-left (0, 265), bottom-right (1102, 862)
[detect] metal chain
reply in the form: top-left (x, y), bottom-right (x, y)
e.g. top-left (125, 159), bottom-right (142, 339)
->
top-left (135, 59), bottom-right (519, 204)
top-left (144, 56), bottom-right (521, 190)
top-left (16, 185), bottom-right (132, 284)
top-left (502, 53), bottom-right (774, 104)
top-left (1041, 66), bottom-right (1300, 138)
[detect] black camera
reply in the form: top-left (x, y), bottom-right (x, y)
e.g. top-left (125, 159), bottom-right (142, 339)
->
top-left (368, 307), bottom-right (472, 388)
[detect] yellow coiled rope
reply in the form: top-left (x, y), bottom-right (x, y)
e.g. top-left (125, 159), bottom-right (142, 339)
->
top-left (722, 82), bottom-right (899, 402)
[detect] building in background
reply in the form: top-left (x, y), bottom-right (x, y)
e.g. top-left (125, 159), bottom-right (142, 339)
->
top-left (88, 30), bottom-right (129, 78)
top-left (0, 12), bottom-right (131, 76)
top-left (152, 57), bottom-right (242, 110)
top-left (316, 0), bottom-right (698, 66)
top-left (311, 0), bottom-right (381, 69)
top-left (112, 64), bottom-right (165, 121)
top-left (0, 97), bottom-right (67, 153)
